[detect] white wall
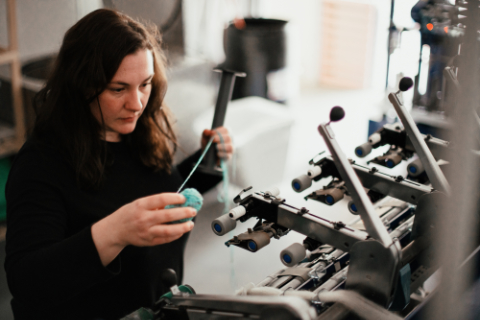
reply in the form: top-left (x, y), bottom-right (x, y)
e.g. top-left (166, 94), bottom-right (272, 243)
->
top-left (0, 0), bottom-right (101, 61)
top-left (105, 0), bottom-right (176, 30)
top-left (182, 0), bottom-right (390, 91)
top-left (0, 0), bottom-right (420, 91)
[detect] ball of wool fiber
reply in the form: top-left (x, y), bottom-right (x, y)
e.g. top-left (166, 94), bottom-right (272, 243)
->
top-left (165, 188), bottom-right (203, 224)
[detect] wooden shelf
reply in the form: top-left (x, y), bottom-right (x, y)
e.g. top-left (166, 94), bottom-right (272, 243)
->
top-left (0, 50), bottom-right (17, 65)
top-left (0, 0), bottom-right (25, 158)
top-left (0, 123), bottom-right (20, 157)
top-left (0, 224), bottom-right (5, 242)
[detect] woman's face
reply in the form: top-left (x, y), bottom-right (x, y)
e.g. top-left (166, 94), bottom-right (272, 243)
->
top-left (90, 49), bottom-right (154, 142)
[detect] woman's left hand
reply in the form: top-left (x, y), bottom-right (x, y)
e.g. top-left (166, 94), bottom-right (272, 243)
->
top-left (201, 126), bottom-right (234, 160)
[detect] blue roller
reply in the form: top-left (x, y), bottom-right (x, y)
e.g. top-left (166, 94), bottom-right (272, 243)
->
top-left (326, 195), bottom-right (334, 204)
top-left (248, 241), bottom-right (257, 251)
top-left (409, 166), bottom-right (417, 174)
top-left (351, 203), bottom-right (357, 212)
top-left (292, 174), bottom-right (312, 193)
top-left (212, 214), bottom-right (236, 236)
top-left (280, 243), bottom-right (307, 267)
top-left (355, 142), bottom-right (372, 158)
top-left (386, 159), bottom-right (394, 168)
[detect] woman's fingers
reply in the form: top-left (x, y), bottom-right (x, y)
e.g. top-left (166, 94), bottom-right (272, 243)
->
top-left (149, 221), bottom-right (194, 241)
top-left (216, 151), bottom-right (232, 160)
top-left (137, 192), bottom-right (186, 210)
top-left (211, 129), bottom-right (231, 144)
top-left (215, 138), bottom-right (233, 160)
top-left (216, 143), bottom-right (234, 153)
top-left (148, 206), bottom-right (197, 225)
top-left (204, 127), bottom-right (234, 159)
top-left (111, 194), bottom-right (198, 248)
top-left (201, 127), bottom-right (233, 149)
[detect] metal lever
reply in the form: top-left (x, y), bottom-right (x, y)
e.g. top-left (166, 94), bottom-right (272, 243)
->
top-left (199, 68), bottom-right (246, 175)
top-left (388, 77), bottom-right (450, 193)
top-left (318, 107), bottom-right (393, 248)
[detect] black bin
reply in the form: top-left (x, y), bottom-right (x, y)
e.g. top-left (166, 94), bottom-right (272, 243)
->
top-left (223, 18), bottom-right (287, 101)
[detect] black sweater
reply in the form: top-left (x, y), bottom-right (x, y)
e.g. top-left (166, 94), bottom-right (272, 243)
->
top-left (4, 138), bottom-right (220, 319)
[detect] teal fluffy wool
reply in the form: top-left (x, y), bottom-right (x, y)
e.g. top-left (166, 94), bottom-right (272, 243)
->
top-left (165, 188), bottom-right (203, 224)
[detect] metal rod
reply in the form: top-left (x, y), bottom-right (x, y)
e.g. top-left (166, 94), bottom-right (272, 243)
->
top-left (427, 1), bottom-right (480, 319)
top-left (385, 0), bottom-right (396, 89)
top-left (388, 93), bottom-right (450, 193)
top-left (318, 123), bottom-right (393, 248)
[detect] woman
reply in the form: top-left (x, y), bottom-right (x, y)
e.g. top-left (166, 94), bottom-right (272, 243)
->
top-left (4, 8), bottom-right (233, 320)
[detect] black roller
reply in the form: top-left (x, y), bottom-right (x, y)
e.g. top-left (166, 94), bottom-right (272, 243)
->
top-left (399, 77), bottom-right (413, 92)
top-left (329, 106), bottom-right (345, 122)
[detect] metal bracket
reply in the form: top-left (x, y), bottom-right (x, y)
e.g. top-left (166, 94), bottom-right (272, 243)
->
top-left (234, 186), bottom-right (253, 204)
top-left (332, 221), bottom-right (346, 230)
top-left (309, 151), bottom-right (327, 165)
top-left (297, 207), bottom-right (309, 215)
top-left (388, 93), bottom-right (450, 193)
top-left (279, 267), bottom-right (312, 281)
top-left (345, 239), bottom-right (402, 307)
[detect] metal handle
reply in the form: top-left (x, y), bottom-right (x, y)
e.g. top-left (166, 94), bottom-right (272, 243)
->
top-left (318, 123), bottom-right (393, 248)
top-left (202, 68), bottom-right (246, 170)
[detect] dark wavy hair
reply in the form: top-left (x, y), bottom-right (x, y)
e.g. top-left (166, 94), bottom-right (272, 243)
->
top-left (33, 9), bottom-right (177, 189)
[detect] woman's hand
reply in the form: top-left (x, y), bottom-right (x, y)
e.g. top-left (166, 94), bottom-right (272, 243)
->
top-left (201, 126), bottom-right (234, 160)
top-left (91, 193), bottom-right (196, 266)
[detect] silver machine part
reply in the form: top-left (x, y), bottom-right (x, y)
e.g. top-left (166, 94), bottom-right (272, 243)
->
top-left (311, 155), bottom-right (432, 204)
top-left (355, 141), bottom-right (373, 158)
top-left (318, 121), bottom-right (402, 307)
top-left (266, 194), bottom-right (369, 252)
top-left (163, 295), bottom-right (318, 320)
top-left (368, 132), bottom-right (382, 144)
top-left (308, 166), bottom-right (322, 178)
top-left (211, 214), bottom-right (236, 236)
top-left (280, 243), bottom-right (308, 267)
top-left (292, 174), bottom-right (313, 193)
top-left (346, 158), bottom-right (431, 204)
top-left (313, 267), bottom-right (349, 294)
top-left (317, 290), bottom-right (403, 320)
top-left (229, 206), bottom-right (247, 219)
top-left (268, 262), bottom-right (311, 289)
top-left (388, 93), bottom-right (450, 193)
top-left (407, 158), bottom-right (425, 177)
top-left (318, 123), bottom-right (392, 247)
top-left (265, 187), bottom-right (280, 197)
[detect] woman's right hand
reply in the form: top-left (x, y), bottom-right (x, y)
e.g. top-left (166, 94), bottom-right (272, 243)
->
top-left (91, 193), bottom-right (196, 266)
